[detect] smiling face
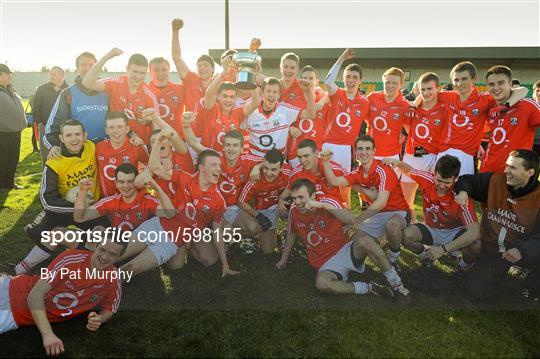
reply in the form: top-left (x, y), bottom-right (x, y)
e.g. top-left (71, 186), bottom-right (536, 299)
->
top-left (262, 83), bottom-right (281, 109)
top-left (150, 61), bottom-right (170, 84)
top-left (262, 160), bottom-right (282, 182)
top-left (91, 241), bottom-right (124, 270)
top-left (487, 73), bottom-right (512, 104)
top-left (59, 124), bottom-right (86, 153)
top-left (355, 140), bottom-right (375, 164)
top-left (150, 133), bottom-right (173, 158)
top-left (200, 155), bottom-right (222, 184)
top-left (280, 59), bottom-right (298, 81)
top-left (504, 155), bottom-right (534, 188)
top-left (105, 117), bottom-right (129, 146)
top-left (197, 60), bottom-right (214, 81)
top-left (218, 89), bottom-right (237, 111)
top-left (223, 136), bottom-right (242, 163)
top-left (343, 69), bottom-right (361, 93)
top-left (297, 146), bottom-right (317, 172)
top-left (301, 70), bottom-right (318, 88)
top-left (420, 80), bottom-right (439, 103)
top-left (383, 74), bottom-right (402, 99)
top-left (451, 70), bottom-right (475, 97)
top-left (115, 171), bottom-right (137, 198)
top-left (291, 186), bottom-right (315, 214)
top-left (126, 64), bottom-right (147, 88)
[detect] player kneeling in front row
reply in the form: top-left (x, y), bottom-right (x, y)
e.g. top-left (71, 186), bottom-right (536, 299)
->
top-left (276, 179), bottom-right (410, 301)
top-left (0, 239), bottom-right (125, 356)
top-left (384, 155), bottom-right (481, 271)
top-left (237, 149), bottom-right (291, 254)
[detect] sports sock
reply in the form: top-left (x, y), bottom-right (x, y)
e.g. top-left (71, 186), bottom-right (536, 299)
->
top-left (353, 281), bottom-right (370, 295)
top-left (15, 246), bottom-right (51, 275)
top-left (383, 267), bottom-right (403, 289)
top-left (419, 248), bottom-right (429, 260)
top-left (458, 256), bottom-right (471, 270)
top-left (387, 248), bottom-right (401, 263)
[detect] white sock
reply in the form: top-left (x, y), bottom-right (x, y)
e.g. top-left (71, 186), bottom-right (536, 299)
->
top-left (387, 248), bottom-right (401, 263)
top-left (383, 267), bottom-right (403, 290)
top-left (419, 248), bottom-right (429, 260)
top-left (458, 256), bottom-right (471, 270)
top-left (15, 246), bottom-right (51, 275)
top-left (353, 281), bottom-right (370, 295)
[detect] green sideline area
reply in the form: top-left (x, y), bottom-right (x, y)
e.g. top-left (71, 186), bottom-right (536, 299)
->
top-left (0, 128), bottom-right (538, 357)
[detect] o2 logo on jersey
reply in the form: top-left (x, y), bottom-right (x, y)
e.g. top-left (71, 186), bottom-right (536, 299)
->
top-left (373, 116), bottom-right (391, 135)
top-left (299, 118), bottom-right (317, 138)
top-left (259, 135), bottom-right (276, 148)
top-left (335, 112), bottom-right (352, 133)
top-left (53, 292), bottom-right (79, 318)
top-left (158, 103), bottom-right (171, 119)
top-left (219, 180), bottom-right (236, 194)
top-left (103, 164), bottom-right (118, 181)
top-left (307, 230), bottom-right (324, 247)
top-left (393, 113), bottom-right (400, 120)
top-left (185, 202), bottom-right (197, 221)
top-left (137, 105), bottom-right (144, 112)
top-left (434, 119), bottom-right (441, 126)
top-left (452, 113), bottom-right (473, 130)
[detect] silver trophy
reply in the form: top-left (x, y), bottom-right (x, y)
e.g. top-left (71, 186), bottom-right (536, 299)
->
top-left (232, 52), bottom-right (261, 90)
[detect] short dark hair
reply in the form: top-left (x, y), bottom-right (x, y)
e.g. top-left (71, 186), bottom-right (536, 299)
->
top-left (418, 72), bottom-right (440, 86)
top-left (355, 135), bottom-right (375, 149)
top-left (434, 155), bottom-right (461, 179)
top-left (197, 54), bottom-right (215, 68)
top-left (451, 61), bottom-right (477, 79)
top-left (344, 63), bottom-right (363, 79)
top-left (76, 52), bottom-right (96, 68)
top-left (196, 149), bottom-right (220, 169)
top-left (297, 139), bottom-right (317, 153)
top-left (485, 65), bottom-right (512, 81)
top-left (264, 148), bottom-right (284, 165)
top-left (262, 77), bottom-right (282, 91)
top-left (115, 162), bottom-right (138, 179)
top-left (149, 57), bottom-right (170, 68)
top-left (441, 83), bottom-right (453, 91)
top-left (509, 149), bottom-right (540, 178)
top-left (218, 82), bottom-right (237, 94)
top-left (128, 54), bottom-right (148, 68)
top-left (50, 66), bottom-right (64, 75)
top-left (290, 178), bottom-right (316, 196)
top-left (105, 111), bottom-right (128, 125)
top-left (223, 130), bottom-right (244, 145)
top-left (60, 119), bottom-right (85, 134)
top-left (301, 65), bottom-right (317, 75)
top-left (512, 79), bottom-right (521, 86)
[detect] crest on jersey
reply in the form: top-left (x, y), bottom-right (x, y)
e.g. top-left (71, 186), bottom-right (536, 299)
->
top-left (273, 120), bottom-right (280, 126)
top-left (318, 112), bottom-right (323, 119)
top-left (434, 119), bottom-right (441, 126)
top-left (318, 220), bottom-right (326, 228)
top-left (202, 205), bottom-right (210, 213)
top-left (472, 109), bottom-right (479, 115)
top-left (239, 174), bottom-right (245, 181)
top-left (90, 294), bottom-right (99, 303)
top-left (442, 210), bottom-right (449, 217)
top-left (172, 96), bottom-right (178, 103)
top-left (136, 212), bottom-right (143, 220)
top-left (289, 93), bottom-right (295, 100)
top-left (356, 110), bottom-right (361, 117)
top-left (137, 105), bottom-right (144, 112)
top-left (123, 156), bottom-right (130, 162)
top-left (510, 117), bottom-right (518, 126)
top-left (393, 113), bottom-right (400, 120)
top-left (174, 164), bottom-right (181, 170)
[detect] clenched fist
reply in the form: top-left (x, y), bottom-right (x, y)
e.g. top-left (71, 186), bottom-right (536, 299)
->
top-left (172, 18), bottom-right (184, 31)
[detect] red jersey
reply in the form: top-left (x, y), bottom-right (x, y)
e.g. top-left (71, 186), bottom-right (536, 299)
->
top-left (481, 98), bottom-right (540, 173)
top-left (287, 195), bottom-right (350, 270)
top-left (404, 102), bottom-right (447, 155)
top-left (153, 151), bottom-right (196, 202)
top-left (94, 191), bottom-right (159, 231)
top-left (192, 104), bottom-right (245, 152)
top-left (438, 89), bottom-right (496, 156)
top-left (218, 154), bottom-right (262, 206)
top-left (289, 159), bottom-right (346, 203)
top-left (238, 164), bottom-right (291, 210)
top-left (96, 139), bottom-right (148, 197)
top-left (160, 172), bottom-right (227, 244)
top-left (9, 250), bottom-right (121, 327)
top-left (147, 81), bottom-right (185, 138)
top-left (280, 78), bottom-right (307, 109)
top-left (324, 88), bottom-right (369, 145)
top-left (409, 169), bottom-right (478, 229)
top-left (287, 88), bottom-right (327, 160)
top-left (183, 71), bottom-right (210, 112)
top-left (367, 91), bottom-right (412, 157)
top-left (344, 159), bottom-right (408, 212)
top-left (103, 76), bottom-right (159, 143)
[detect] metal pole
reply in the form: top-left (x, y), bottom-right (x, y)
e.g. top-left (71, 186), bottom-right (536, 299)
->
top-left (225, 0), bottom-right (230, 50)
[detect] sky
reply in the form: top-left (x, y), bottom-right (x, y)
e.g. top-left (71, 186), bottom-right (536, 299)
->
top-left (1, 0), bottom-right (539, 71)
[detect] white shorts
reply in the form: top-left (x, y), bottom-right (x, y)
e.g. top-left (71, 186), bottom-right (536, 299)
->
top-left (318, 241), bottom-right (365, 282)
top-left (288, 157), bottom-right (301, 169)
top-left (437, 148), bottom-right (474, 176)
top-left (132, 217), bottom-right (178, 265)
top-left (360, 211), bottom-right (409, 239)
top-left (223, 205), bottom-right (242, 225)
top-left (401, 153), bottom-right (437, 183)
top-left (256, 205), bottom-right (279, 230)
top-left (0, 275), bottom-right (18, 334)
top-left (323, 143), bottom-right (352, 172)
top-left (416, 223), bottom-right (465, 255)
top-left (374, 154), bottom-right (402, 178)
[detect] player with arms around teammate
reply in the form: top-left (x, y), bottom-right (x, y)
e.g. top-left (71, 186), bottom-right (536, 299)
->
top-left (454, 150), bottom-right (540, 302)
top-left (0, 239), bottom-right (125, 356)
top-left (384, 155), bottom-right (481, 271)
top-left (276, 179), bottom-right (410, 301)
top-left (480, 65), bottom-right (540, 173)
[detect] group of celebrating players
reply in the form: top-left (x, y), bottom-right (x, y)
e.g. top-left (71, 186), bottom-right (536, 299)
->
top-left (1, 18), bottom-right (539, 356)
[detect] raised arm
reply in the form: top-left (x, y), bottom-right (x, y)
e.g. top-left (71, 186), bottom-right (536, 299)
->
top-left (28, 280), bottom-right (65, 356)
top-left (171, 18), bottom-right (190, 80)
top-left (307, 198), bottom-right (356, 225)
top-left (147, 133), bottom-right (171, 180)
top-left (73, 178), bottom-right (100, 223)
top-left (243, 87), bottom-right (261, 117)
top-left (82, 48), bottom-right (123, 92)
top-left (382, 158), bottom-right (414, 176)
top-left (145, 176), bottom-right (176, 218)
top-left (320, 151), bottom-right (349, 187)
top-left (324, 48), bottom-right (355, 96)
top-left (204, 72), bottom-right (225, 110)
top-left (299, 80), bottom-right (316, 119)
top-left (182, 112), bottom-right (207, 154)
top-left (142, 108), bottom-right (188, 154)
